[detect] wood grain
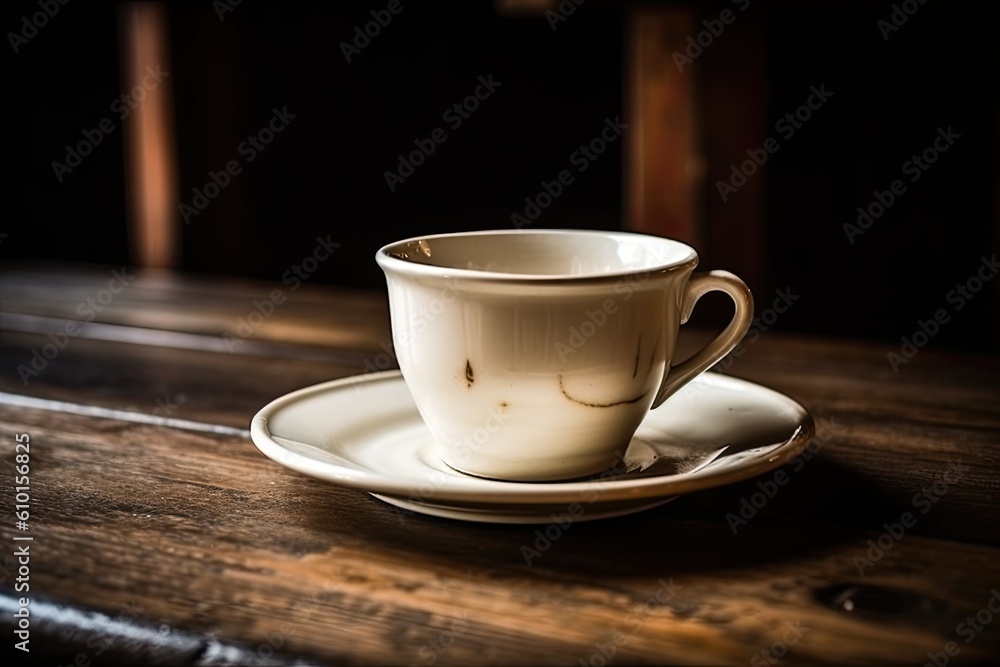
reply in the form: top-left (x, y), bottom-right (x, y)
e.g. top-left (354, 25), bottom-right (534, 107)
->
top-left (0, 262), bottom-right (392, 355)
top-left (1, 267), bottom-right (998, 665)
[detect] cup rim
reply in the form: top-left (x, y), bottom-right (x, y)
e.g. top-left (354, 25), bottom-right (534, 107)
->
top-left (376, 229), bottom-right (699, 283)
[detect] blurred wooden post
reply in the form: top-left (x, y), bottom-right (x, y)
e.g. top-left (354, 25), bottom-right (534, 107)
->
top-left (625, 8), bottom-right (701, 246)
top-left (699, 8), bottom-right (767, 294)
top-left (625, 7), bottom-right (767, 294)
top-left (120, 2), bottom-right (179, 268)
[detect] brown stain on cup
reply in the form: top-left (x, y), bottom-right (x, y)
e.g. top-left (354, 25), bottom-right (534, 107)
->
top-left (648, 330), bottom-right (662, 373)
top-left (558, 374), bottom-right (647, 408)
top-left (632, 335), bottom-right (642, 379)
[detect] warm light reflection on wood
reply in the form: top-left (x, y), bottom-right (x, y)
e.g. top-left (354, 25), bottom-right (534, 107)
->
top-left (121, 2), bottom-right (178, 268)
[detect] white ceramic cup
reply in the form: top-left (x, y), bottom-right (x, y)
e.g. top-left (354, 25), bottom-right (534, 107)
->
top-left (376, 229), bottom-right (753, 481)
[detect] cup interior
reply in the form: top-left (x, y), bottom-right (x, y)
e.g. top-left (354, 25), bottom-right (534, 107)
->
top-left (379, 230), bottom-right (696, 278)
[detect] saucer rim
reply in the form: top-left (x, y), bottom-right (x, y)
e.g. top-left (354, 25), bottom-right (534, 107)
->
top-left (250, 370), bottom-right (816, 505)
top-left (370, 493), bottom-right (678, 524)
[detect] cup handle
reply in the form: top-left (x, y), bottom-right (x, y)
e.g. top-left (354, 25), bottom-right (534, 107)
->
top-left (651, 270), bottom-right (754, 409)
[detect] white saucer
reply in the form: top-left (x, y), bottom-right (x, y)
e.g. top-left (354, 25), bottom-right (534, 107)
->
top-left (250, 370), bottom-right (814, 523)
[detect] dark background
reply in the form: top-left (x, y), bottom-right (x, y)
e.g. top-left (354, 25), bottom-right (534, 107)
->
top-left (4, 0), bottom-right (998, 351)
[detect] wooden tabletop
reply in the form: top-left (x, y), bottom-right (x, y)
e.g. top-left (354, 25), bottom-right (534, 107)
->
top-left (1, 263), bottom-right (998, 666)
